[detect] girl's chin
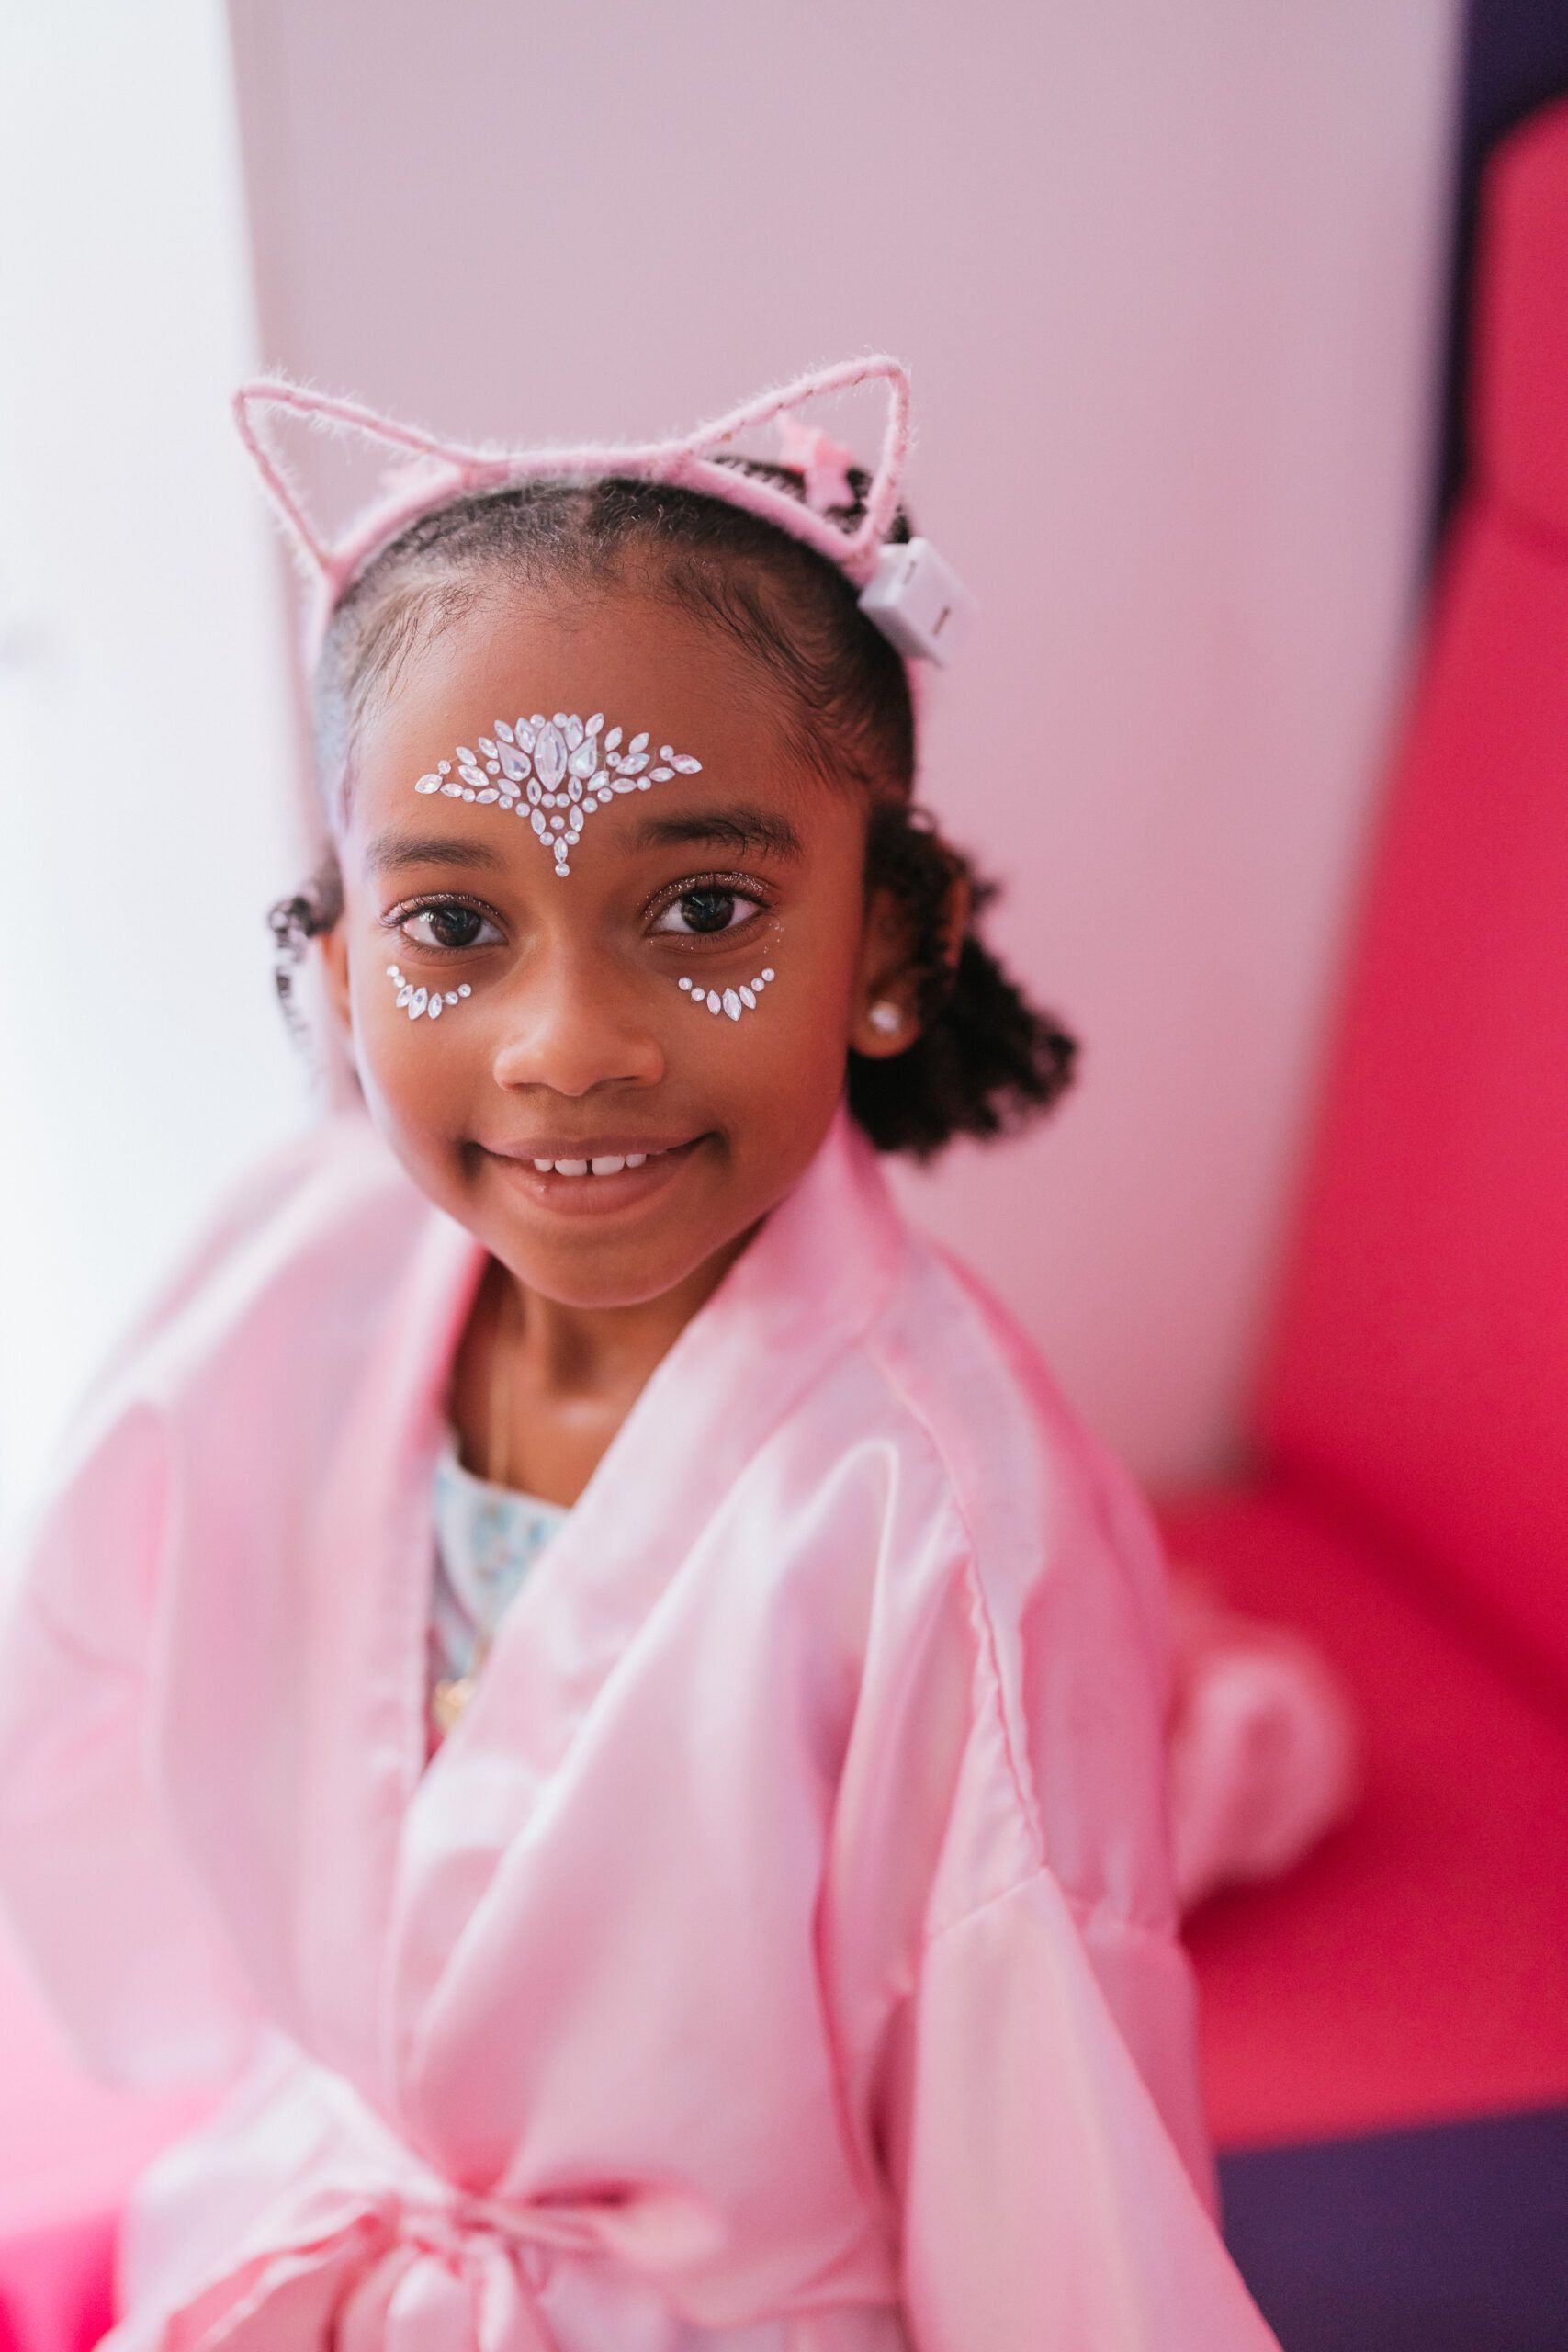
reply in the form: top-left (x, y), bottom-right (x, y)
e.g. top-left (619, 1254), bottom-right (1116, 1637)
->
top-left (496, 1229), bottom-right (740, 1315)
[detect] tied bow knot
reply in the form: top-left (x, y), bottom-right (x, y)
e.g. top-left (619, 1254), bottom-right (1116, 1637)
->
top-left (157, 2182), bottom-right (609, 2351)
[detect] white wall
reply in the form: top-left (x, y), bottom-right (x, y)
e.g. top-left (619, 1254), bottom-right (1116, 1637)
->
top-left (226, 0), bottom-right (1461, 1491)
top-left (0, 2), bottom-right (306, 1528)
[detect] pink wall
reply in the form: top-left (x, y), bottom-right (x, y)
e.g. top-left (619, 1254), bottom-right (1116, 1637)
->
top-left (227, 0), bottom-right (1458, 1487)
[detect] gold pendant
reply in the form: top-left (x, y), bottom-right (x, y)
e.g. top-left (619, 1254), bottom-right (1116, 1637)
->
top-left (431, 1672), bottom-right (475, 1736)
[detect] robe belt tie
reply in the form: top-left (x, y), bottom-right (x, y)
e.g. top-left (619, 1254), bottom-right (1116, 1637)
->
top-left (157, 2181), bottom-right (617, 2351)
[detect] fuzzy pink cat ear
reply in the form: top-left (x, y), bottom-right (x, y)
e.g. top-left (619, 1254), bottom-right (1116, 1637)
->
top-left (666, 356), bottom-right (913, 582)
top-left (673, 357), bottom-right (973, 665)
top-left (231, 378), bottom-right (501, 605)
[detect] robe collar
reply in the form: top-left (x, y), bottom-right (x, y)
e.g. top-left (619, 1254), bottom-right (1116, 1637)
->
top-left (292, 1098), bottom-right (908, 2100)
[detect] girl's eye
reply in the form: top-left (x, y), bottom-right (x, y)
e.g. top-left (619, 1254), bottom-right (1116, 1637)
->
top-left (653, 887), bottom-right (761, 937)
top-left (398, 903), bottom-right (502, 952)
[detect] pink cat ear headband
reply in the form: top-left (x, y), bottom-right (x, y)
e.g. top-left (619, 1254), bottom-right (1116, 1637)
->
top-left (236, 358), bottom-right (971, 1040)
top-left (231, 354), bottom-right (975, 675)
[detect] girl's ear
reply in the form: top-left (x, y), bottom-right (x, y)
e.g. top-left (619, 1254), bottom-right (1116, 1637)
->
top-left (851, 865), bottom-right (972, 1058)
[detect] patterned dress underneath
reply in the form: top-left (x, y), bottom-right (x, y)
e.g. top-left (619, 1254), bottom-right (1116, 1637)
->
top-left (425, 1424), bottom-right (570, 1758)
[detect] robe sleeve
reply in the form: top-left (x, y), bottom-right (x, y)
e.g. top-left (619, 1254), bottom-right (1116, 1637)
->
top-left (0, 1402), bottom-right (264, 2092)
top-left (876, 1866), bottom-right (1280, 2351)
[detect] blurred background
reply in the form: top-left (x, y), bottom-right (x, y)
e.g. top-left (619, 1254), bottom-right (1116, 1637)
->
top-left (0, 0), bottom-right (1461, 1516)
top-left (7, 8), bottom-right (1568, 2348)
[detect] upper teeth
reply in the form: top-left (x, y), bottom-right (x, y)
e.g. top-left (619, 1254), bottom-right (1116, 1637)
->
top-left (530, 1151), bottom-right (653, 1176)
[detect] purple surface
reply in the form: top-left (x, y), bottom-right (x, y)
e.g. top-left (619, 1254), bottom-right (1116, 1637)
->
top-left (1219, 2106), bottom-right (1568, 2351)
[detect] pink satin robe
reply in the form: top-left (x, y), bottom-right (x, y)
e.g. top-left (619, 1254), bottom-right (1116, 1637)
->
top-left (0, 1103), bottom-right (1278, 2349)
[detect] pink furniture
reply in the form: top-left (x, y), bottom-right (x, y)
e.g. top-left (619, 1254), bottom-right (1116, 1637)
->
top-left (0, 1927), bottom-right (212, 2350)
top-left (1165, 96), bottom-right (1568, 2152)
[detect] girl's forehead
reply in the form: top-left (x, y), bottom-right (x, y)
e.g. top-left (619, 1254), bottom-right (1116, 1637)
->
top-left (342, 583), bottom-right (843, 879)
top-left (354, 584), bottom-right (785, 797)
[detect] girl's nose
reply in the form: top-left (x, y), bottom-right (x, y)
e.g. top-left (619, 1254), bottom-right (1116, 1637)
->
top-left (489, 958), bottom-right (663, 1097)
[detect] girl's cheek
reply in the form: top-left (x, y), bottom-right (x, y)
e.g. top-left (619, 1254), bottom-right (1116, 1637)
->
top-left (356, 984), bottom-right (472, 1124)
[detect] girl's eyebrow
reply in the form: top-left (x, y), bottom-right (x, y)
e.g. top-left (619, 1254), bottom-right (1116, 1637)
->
top-left (365, 831), bottom-right (507, 876)
top-left (630, 806), bottom-right (805, 862)
top-left (363, 805), bottom-right (805, 879)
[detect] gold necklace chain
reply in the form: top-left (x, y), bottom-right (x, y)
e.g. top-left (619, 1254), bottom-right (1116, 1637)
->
top-left (431, 1264), bottom-right (516, 1742)
top-left (488, 1261), bottom-right (516, 1492)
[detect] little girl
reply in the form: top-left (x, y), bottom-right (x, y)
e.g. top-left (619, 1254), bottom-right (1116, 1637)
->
top-left (0, 361), bottom-right (1280, 2348)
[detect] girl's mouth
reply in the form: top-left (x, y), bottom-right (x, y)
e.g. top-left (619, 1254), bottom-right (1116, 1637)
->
top-left (483, 1134), bottom-right (705, 1216)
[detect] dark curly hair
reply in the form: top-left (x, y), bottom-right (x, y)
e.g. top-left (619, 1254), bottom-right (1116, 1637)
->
top-left (270, 458), bottom-right (1077, 1159)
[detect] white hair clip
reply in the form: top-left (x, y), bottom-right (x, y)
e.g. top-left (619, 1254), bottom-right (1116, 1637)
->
top-left (415, 713), bottom-right (701, 877)
top-left (857, 538), bottom-right (976, 668)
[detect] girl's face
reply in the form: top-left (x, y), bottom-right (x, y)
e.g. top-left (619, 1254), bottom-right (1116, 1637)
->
top-left (321, 582), bottom-right (908, 1311)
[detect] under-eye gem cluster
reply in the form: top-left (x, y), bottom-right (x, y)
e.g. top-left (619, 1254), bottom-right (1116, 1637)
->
top-left (678, 968), bottom-right (776, 1022)
top-left (413, 713), bottom-right (703, 877)
top-left (386, 962), bottom-right (472, 1022)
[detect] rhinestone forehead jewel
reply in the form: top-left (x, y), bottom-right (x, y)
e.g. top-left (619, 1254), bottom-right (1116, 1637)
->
top-left (417, 711), bottom-right (701, 877)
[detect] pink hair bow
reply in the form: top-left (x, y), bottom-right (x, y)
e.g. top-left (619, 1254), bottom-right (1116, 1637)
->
top-left (773, 412), bottom-right (859, 514)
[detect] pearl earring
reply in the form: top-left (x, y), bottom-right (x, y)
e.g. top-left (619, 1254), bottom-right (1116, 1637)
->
top-left (868, 1000), bottom-right (903, 1035)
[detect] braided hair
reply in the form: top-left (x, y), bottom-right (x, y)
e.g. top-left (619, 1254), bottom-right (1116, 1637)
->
top-left (270, 459), bottom-right (1077, 1159)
